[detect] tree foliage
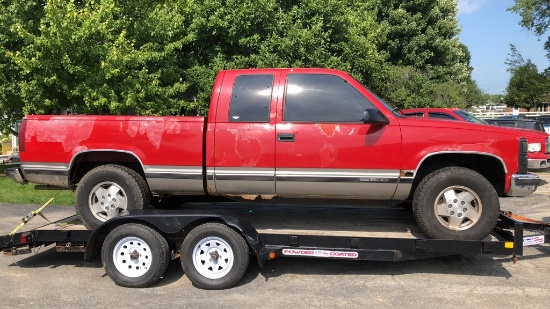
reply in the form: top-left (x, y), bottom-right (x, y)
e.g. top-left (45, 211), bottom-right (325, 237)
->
top-left (506, 61), bottom-right (548, 109)
top-left (505, 44), bottom-right (549, 109)
top-left (0, 0), bottom-right (484, 135)
top-left (509, 0), bottom-right (550, 64)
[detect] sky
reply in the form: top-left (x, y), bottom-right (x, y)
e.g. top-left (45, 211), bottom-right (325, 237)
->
top-left (458, 0), bottom-right (549, 95)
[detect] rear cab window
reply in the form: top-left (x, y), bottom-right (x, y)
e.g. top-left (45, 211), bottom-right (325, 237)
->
top-left (228, 74), bottom-right (274, 123)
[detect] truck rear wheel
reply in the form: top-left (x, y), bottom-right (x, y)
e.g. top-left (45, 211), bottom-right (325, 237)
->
top-left (412, 167), bottom-right (499, 240)
top-left (75, 165), bottom-right (150, 229)
top-left (101, 223), bottom-right (170, 288)
top-left (180, 223), bottom-right (249, 290)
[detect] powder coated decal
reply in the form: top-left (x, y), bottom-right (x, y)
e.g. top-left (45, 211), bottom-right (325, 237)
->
top-left (282, 249), bottom-right (359, 259)
top-left (523, 235), bottom-right (545, 246)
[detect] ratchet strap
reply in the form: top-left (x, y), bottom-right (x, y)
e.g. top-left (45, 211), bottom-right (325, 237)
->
top-left (502, 211), bottom-right (550, 227)
top-left (9, 197), bottom-right (54, 236)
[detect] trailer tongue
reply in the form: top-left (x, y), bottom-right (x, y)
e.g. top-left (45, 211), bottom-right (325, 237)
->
top-left (2, 206), bottom-right (550, 289)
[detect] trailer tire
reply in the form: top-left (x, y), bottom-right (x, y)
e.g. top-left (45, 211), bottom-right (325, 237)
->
top-left (180, 223), bottom-right (249, 290)
top-left (75, 164), bottom-right (150, 229)
top-left (412, 166), bottom-right (499, 240)
top-left (101, 223), bottom-right (169, 288)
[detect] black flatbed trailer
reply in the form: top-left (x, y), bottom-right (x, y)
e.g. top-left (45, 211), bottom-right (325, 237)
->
top-left (1, 206), bottom-right (550, 289)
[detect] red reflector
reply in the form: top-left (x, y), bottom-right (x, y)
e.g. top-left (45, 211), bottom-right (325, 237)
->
top-left (20, 234), bottom-right (28, 244)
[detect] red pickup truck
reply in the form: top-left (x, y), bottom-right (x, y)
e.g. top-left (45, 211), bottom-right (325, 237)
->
top-left (6, 68), bottom-right (541, 240)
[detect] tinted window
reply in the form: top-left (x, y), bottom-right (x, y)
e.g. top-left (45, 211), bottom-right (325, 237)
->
top-left (284, 74), bottom-right (375, 122)
top-left (229, 75), bottom-right (273, 122)
top-left (428, 112), bottom-right (456, 120)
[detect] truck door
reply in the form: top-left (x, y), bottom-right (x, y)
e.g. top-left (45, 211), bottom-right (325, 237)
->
top-left (209, 70), bottom-right (279, 195)
top-left (275, 71), bottom-right (402, 199)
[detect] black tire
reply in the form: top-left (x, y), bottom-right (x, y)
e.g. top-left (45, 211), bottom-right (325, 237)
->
top-left (412, 166), bottom-right (499, 240)
top-left (101, 224), bottom-right (169, 288)
top-left (180, 223), bottom-right (249, 290)
top-left (75, 164), bottom-right (150, 229)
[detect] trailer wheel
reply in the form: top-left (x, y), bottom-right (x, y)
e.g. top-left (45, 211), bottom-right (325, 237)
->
top-left (413, 166), bottom-right (499, 240)
top-left (101, 224), bottom-right (169, 288)
top-left (180, 223), bottom-right (249, 289)
top-left (75, 164), bottom-right (150, 229)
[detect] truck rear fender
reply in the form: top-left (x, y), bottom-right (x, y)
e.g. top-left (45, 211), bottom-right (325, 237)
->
top-left (84, 212), bottom-right (263, 265)
top-left (68, 150), bottom-right (146, 186)
top-left (410, 152), bottom-right (507, 197)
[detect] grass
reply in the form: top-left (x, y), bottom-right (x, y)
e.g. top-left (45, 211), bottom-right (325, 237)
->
top-left (0, 175), bottom-right (74, 206)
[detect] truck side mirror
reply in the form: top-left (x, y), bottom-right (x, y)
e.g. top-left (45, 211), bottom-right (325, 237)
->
top-left (362, 108), bottom-right (389, 125)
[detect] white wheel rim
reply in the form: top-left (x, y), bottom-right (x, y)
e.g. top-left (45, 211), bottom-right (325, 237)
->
top-left (112, 236), bottom-right (152, 278)
top-left (88, 181), bottom-right (128, 222)
top-left (192, 236), bottom-right (234, 279)
top-left (434, 185), bottom-right (483, 231)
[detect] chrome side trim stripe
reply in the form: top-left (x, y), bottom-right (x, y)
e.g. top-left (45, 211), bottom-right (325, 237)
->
top-left (21, 163), bottom-right (69, 173)
top-left (143, 166), bottom-right (204, 195)
top-left (275, 169), bottom-right (400, 184)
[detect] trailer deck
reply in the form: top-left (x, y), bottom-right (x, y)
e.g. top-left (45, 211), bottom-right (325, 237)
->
top-left (1, 203), bottom-right (549, 289)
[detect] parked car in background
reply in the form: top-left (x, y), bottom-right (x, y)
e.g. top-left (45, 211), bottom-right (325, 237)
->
top-left (484, 117), bottom-right (545, 133)
top-left (401, 108), bottom-right (550, 170)
top-left (401, 108), bottom-right (488, 124)
top-left (530, 115), bottom-right (550, 134)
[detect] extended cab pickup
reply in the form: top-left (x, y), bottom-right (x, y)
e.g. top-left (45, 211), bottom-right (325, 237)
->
top-left (6, 68), bottom-right (541, 240)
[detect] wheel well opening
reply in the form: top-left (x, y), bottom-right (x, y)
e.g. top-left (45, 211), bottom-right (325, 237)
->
top-left (412, 153), bottom-right (506, 197)
top-left (69, 151), bottom-right (144, 186)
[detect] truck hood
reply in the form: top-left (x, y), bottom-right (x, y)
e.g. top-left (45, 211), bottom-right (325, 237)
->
top-left (399, 117), bottom-right (548, 139)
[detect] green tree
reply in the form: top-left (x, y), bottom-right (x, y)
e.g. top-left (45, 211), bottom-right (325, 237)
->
top-left (368, 0), bottom-right (471, 82)
top-left (0, 0), bottom-right (44, 135)
top-left (505, 44), bottom-right (528, 73)
top-left (180, 0), bottom-right (387, 111)
top-left (506, 61), bottom-right (548, 109)
top-left (509, 0), bottom-right (550, 66)
top-left (9, 0), bottom-right (189, 117)
top-left (0, 0), bottom-right (482, 125)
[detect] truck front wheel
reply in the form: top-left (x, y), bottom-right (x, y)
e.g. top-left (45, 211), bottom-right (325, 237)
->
top-left (180, 223), bottom-right (249, 289)
top-left (412, 167), bottom-right (499, 240)
top-left (75, 165), bottom-right (150, 229)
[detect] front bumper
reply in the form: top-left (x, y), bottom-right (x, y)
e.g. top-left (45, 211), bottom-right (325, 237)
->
top-left (4, 168), bottom-right (27, 185)
top-left (507, 173), bottom-right (541, 197)
top-left (527, 152), bottom-right (550, 170)
top-left (528, 158), bottom-right (550, 169)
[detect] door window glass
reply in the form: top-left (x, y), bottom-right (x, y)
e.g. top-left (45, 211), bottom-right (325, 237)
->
top-left (283, 74), bottom-right (375, 122)
top-left (229, 74), bottom-right (273, 122)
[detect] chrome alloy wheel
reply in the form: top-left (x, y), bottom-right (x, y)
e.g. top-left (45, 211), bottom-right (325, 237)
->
top-left (88, 181), bottom-right (128, 222)
top-left (434, 185), bottom-right (483, 231)
top-left (112, 236), bottom-right (153, 278)
top-left (192, 236), bottom-right (235, 280)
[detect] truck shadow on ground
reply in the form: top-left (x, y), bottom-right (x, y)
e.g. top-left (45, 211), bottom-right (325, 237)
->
top-left (251, 254), bottom-right (516, 284)
top-left (7, 246), bottom-right (102, 269)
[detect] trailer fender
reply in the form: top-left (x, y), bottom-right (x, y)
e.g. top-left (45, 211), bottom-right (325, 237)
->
top-left (84, 210), bottom-right (264, 265)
